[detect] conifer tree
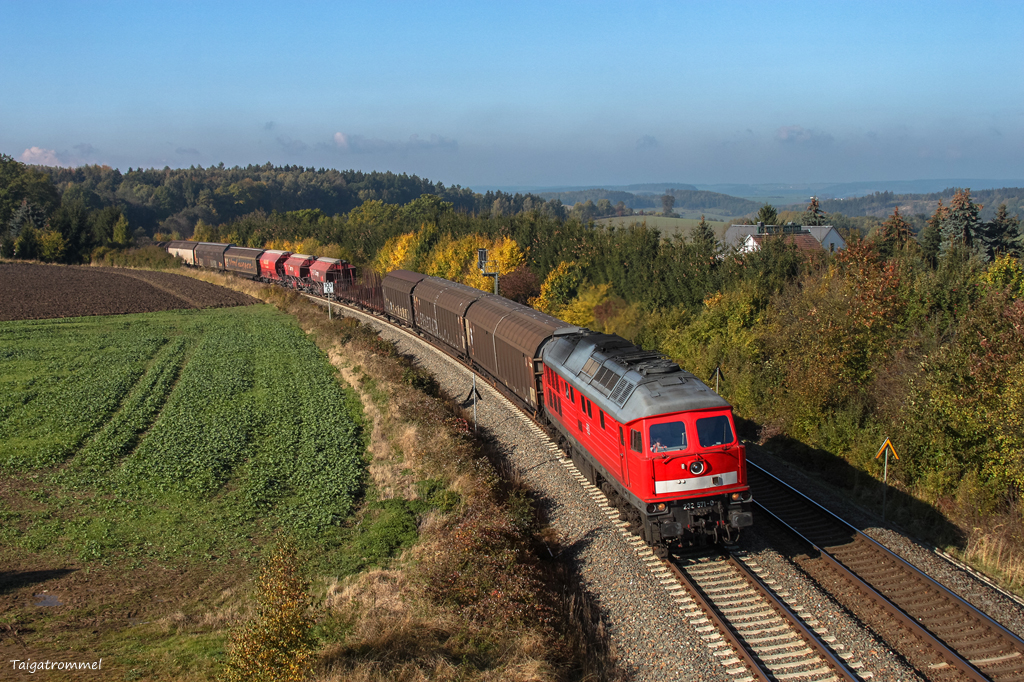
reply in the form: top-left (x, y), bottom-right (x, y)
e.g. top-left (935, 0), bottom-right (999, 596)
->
top-left (756, 203), bottom-right (778, 226)
top-left (691, 214), bottom-right (717, 253)
top-left (802, 197), bottom-right (827, 226)
top-left (941, 188), bottom-right (981, 256)
top-left (919, 200), bottom-right (946, 267)
top-left (877, 206), bottom-right (912, 258)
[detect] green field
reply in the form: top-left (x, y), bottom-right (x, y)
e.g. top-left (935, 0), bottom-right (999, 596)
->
top-left (0, 305), bottom-right (366, 566)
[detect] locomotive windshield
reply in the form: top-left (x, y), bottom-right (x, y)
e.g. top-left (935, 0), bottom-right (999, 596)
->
top-left (696, 415), bottom-right (734, 447)
top-left (649, 421), bottom-right (687, 452)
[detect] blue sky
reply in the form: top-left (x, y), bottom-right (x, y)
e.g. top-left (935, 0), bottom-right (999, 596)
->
top-left (2, 1), bottom-right (1021, 188)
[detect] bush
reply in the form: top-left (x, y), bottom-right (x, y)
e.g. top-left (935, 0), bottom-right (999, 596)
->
top-left (221, 540), bottom-right (315, 682)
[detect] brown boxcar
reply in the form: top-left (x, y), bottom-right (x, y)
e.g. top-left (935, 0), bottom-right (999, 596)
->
top-left (465, 296), bottom-right (575, 410)
top-left (195, 242), bottom-right (232, 270)
top-left (381, 270), bottom-right (426, 324)
top-left (412, 276), bottom-right (487, 357)
top-left (223, 246), bottom-right (265, 276)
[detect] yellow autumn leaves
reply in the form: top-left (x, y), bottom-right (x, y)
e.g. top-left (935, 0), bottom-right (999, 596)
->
top-left (369, 226), bottom-right (525, 293)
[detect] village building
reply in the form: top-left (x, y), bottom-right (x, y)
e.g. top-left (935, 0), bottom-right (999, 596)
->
top-left (722, 222), bottom-right (847, 254)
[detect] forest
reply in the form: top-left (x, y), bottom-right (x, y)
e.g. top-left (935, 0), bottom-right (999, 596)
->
top-left (4, 154), bottom-right (1024, 584)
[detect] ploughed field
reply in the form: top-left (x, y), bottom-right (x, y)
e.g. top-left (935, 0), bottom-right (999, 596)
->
top-left (0, 262), bottom-right (258, 321)
top-left (0, 277), bottom-right (365, 679)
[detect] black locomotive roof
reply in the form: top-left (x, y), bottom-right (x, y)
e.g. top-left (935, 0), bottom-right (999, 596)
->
top-left (542, 331), bottom-right (729, 423)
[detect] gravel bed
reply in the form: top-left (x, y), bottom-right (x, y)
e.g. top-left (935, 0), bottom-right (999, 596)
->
top-left (748, 445), bottom-right (1024, 642)
top-left (737, 527), bottom-right (923, 681)
top-left (325, 301), bottom-right (937, 681)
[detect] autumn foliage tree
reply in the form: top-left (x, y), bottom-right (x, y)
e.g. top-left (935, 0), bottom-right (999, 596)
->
top-left (221, 540), bottom-right (315, 682)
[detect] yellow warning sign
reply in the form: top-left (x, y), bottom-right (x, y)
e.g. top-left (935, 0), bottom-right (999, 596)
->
top-left (875, 437), bottom-right (899, 460)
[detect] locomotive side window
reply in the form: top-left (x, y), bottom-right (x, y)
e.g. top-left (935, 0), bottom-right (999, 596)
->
top-left (619, 426), bottom-right (624, 446)
top-left (696, 415), bottom-right (734, 447)
top-left (570, 386), bottom-right (575, 403)
top-left (585, 398), bottom-right (592, 418)
top-left (649, 421), bottom-right (687, 452)
top-left (599, 410), bottom-right (605, 429)
top-left (630, 429), bottom-right (642, 453)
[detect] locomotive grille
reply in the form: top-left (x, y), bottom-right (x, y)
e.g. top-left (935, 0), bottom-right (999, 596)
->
top-left (610, 378), bottom-right (637, 406)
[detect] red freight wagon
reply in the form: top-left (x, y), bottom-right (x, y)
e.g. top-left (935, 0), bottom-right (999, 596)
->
top-left (259, 250), bottom-right (292, 281)
top-left (308, 258), bottom-right (356, 295)
top-left (283, 254), bottom-right (316, 287)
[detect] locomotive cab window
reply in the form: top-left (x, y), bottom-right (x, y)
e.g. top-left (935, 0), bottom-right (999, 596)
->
top-left (696, 415), bottom-right (734, 447)
top-left (649, 421), bottom-right (687, 453)
top-left (630, 429), bottom-right (642, 453)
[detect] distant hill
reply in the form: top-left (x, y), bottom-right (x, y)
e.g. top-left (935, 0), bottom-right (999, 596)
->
top-left (666, 189), bottom-right (760, 216)
top-left (538, 187), bottom-right (759, 217)
top-left (698, 179), bottom-right (1024, 202)
top-left (537, 188), bottom-right (658, 209)
top-left (786, 187), bottom-right (1024, 221)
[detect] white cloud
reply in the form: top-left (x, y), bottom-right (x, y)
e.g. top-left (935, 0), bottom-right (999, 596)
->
top-left (20, 146), bottom-right (62, 166)
top-left (333, 132), bottom-right (349, 149)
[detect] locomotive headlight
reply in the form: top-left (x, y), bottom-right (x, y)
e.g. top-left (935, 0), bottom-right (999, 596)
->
top-left (731, 492), bottom-right (741, 501)
top-left (646, 502), bottom-right (668, 514)
top-left (689, 459), bottom-right (706, 475)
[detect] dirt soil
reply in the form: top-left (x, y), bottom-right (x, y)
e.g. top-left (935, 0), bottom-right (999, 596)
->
top-left (0, 554), bottom-right (247, 681)
top-left (0, 263), bottom-right (259, 322)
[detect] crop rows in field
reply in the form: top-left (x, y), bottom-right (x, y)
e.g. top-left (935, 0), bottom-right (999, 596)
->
top-left (0, 305), bottom-right (365, 544)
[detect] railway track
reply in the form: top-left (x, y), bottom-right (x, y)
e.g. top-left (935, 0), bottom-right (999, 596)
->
top-left (668, 549), bottom-right (862, 681)
top-left (749, 461), bottom-right (1024, 682)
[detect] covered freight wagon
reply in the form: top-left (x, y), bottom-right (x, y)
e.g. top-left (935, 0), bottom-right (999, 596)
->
top-left (412, 276), bottom-right (486, 358)
top-left (465, 296), bottom-right (575, 410)
top-left (223, 247), bottom-right (265, 276)
top-left (167, 240), bottom-right (199, 266)
top-left (195, 242), bottom-right (232, 270)
top-left (381, 270), bottom-right (426, 324)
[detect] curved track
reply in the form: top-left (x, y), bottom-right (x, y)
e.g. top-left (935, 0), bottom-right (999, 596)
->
top-left (749, 462), bottom-right (1024, 682)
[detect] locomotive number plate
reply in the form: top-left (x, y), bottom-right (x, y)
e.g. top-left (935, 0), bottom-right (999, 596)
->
top-left (680, 500), bottom-right (713, 511)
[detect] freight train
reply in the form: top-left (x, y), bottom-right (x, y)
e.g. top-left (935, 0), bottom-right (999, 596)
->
top-left (164, 240), bottom-right (753, 555)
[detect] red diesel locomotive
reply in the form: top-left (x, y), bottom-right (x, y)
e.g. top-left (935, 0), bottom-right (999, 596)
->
top-left (541, 331), bottom-right (751, 553)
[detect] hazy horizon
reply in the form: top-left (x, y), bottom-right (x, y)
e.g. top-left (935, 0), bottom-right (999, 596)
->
top-left (3, 1), bottom-right (1022, 188)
